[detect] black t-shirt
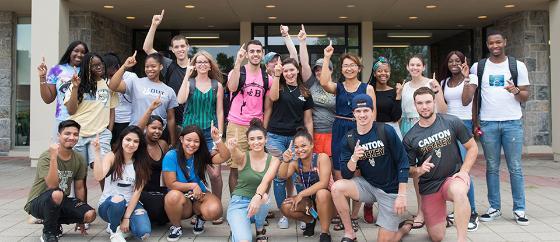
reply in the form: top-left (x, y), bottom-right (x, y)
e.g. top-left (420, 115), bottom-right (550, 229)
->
top-left (403, 114), bottom-right (472, 195)
top-left (375, 89), bottom-right (402, 122)
top-left (162, 57), bottom-right (187, 125)
top-left (268, 85), bottom-right (314, 136)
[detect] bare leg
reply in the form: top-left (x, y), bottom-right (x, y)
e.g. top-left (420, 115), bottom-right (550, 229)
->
top-left (164, 190), bottom-right (193, 226)
top-left (332, 179), bottom-right (360, 239)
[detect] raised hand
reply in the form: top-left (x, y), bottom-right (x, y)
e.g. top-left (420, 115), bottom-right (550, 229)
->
top-left (395, 82), bottom-right (403, 99)
top-left (419, 155), bottom-right (434, 176)
top-left (504, 79), bottom-right (519, 94)
top-left (429, 76), bottom-right (442, 93)
top-left (461, 56), bottom-right (470, 78)
top-left (298, 24), bottom-right (307, 42)
top-left (235, 43), bottom-right (247, 65)
top-left (352, 139), bottom-right (364, 161)
top-left (71, 66), bottom-right (80, 88)
top-left (282, 140), bottom-right (295, 162)
top-left (274, 60), bottom-right (283, 77)
top-left (49, 143), bottom-right (60, 157)
top-left (280, 25), bottom-right (289, 37)
top-left (210, 120), bottom-right (221, 142)
top-left (324, 40), bottom-right (334, 58)
top-left (91, 134), bottom-right (100, 153)
top-left (149, 95), bottom-right (162, 110)
top-left (152, 9), bottom-right (165, 26)
top-left (38, 57), bottom-right (48, 78)
top-left (123, 51), bottom-right (138, 68)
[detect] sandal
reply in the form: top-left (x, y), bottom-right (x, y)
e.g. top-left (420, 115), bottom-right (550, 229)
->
top-left (331, 216), bottom-right (341, 224)
top-left (340, 236), bottom-right (357, 242)
top-left (411, 216), bottom-right (425, 229)
top-left (256, 228), bottom-right (268, 242)
top-left (399, 219), bottom-right (414, 229)
top-left (212, 216), bottom-right (224, 225)
top-left (351, 218), bottom-right (359, 232)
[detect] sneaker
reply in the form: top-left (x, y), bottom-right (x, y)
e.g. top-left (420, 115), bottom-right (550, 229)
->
top-left (480, 208), bottom-right (501, 222)
top-left (193, 216), bottom-right (206, 235)
top-left (191, 215), bottom-right (197, 225)
top-left (300, 221), bottom-right (307, 230)
top-left (303, 219), bottom-right (316, 237)
top-left (109, 226), bottom-right (127, 242)
top-left (277, 216), bottom-right (289, 229)
top-left (84, 223), bottom-right (90, 230)
top-left (40, 232), bottom-right (58, 242)
top-left (106, 224), bottom-right (112, 234)
top-left (320, 233), bottom-right (332, 242)
top-left (513, 211), bottom-right (529, 226)
top-left (166, 225), bottom-right (183, 241)
top-left (447, 212), bottom-right (455, 223)
top-left (468, 213), bottom-right (479, 232)
top-left (56, 225), bottom-right (63, 238)
top-left (363, 204), bottom-right (375, 224)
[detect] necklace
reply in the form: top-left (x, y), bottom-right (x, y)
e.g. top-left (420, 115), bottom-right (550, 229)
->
top-left (287, 85), bottom-right (298, 92)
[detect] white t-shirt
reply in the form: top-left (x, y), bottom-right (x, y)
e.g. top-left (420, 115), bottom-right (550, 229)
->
top-left (114, 71), bottom-right (138, 123)
top-left (471, 58), bottom-right (530, 121)
top-left (443, 74), bottom-right (478, 120)
top-left (99, 162), bottom-right (136, 205)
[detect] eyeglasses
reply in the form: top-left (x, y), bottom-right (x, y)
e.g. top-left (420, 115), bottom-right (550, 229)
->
top-left (90, 63), bottom-right (104, 70)
top-left (342, 64), bottom-right (359, 69)
top-left (195, 61), bottom-right (210, 65)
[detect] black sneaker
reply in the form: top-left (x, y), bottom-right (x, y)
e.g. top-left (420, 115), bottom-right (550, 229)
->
top-left (480, 208), bottom-right (501, 222)
top-left (40, 232), bottom-right (59, 242)
top-left (320, 233), bottom-right (332, 242)
top-left (193, 216), bottom-right (206, 235)
top-left (303, 219), bottom-right (316, 237)
top-left (56, 225), bottom-right (63, 238)
top-left (513, 211), bottom-right (529, 226)
top-left (468, 213), bottom-right (479, 232)
top-left (166, 225), bottom-right (183, 241)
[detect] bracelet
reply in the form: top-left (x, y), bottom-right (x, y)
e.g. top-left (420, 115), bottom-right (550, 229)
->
top-left (514, 87), bottom-right (521, 95)
top-left (255, 193), bottom-right (263, 199)
top-left (350, 156), bottom-right (358, 163)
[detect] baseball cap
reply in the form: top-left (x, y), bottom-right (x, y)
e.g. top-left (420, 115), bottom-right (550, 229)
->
top-left (351, 94), bottom-right (374, 110)
top-left (313, 58), bottom-right (333, 71)
top-left (263, 52), bottom-right (281, 64)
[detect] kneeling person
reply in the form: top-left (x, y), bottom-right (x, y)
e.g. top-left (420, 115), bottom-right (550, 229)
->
top-left (332, 94), bottom-right (409, 242)
top-left (24, 120), bottom-right (96, 242)
top-left (403, 87), bottom-right (477, 242)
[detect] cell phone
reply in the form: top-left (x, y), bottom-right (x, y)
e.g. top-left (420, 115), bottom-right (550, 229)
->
top-left (309, 207), bottom-right (319, 219)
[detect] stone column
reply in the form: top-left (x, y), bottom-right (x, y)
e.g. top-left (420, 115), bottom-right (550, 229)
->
top-left (0, 12), bottom-right (15, 155)
top-left (30, 0), bottom-right (69, 165)
top-left (240, 21), bottom-right (251, 46)
top-left (551, 0), bottom-right (560, 161)
top-left (361, 21), bottom-right (373, 82)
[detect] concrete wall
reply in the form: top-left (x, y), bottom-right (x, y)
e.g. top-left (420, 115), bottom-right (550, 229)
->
top-left (69, 11), bottom-right (133, 61)
top-left (490, 11), bottom-right (551, 147)
top-left (0, 11), bottom-right (15, 155)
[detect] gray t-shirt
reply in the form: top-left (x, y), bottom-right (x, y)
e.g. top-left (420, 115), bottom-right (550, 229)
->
top-left (403, 114), bottom-right (472, 195)
top-left (306, 75), bottom-right (336, 133)
top-left (124, 77), bottom-right (178, 126)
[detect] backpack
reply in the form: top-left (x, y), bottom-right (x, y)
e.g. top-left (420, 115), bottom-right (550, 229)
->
top-left (346, 122), bottom-right (389, 157)
top-left (186, 78), bottom-right (219, 103)
top-left (474, 56), bottom-right (518, 115)
top-left (230, 65), bottom-right (270, 112)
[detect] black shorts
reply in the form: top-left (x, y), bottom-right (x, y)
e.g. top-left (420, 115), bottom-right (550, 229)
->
top-left (29, 189), bottom-right (94, 225)
top-left (140, 191), bottom-right (169, 225)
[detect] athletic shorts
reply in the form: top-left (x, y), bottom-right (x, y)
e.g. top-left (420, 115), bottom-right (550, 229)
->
top-left (352, 176), bottom-right (401, 232)
top-left (421, 176), bottom-right (470, 227)
top-left (225, 122), bottom-right (249, 169)
top-left (313, 133), bottom-right (332, 156)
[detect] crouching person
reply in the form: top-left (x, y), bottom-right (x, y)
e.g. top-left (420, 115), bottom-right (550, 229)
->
top-left (94, 126), bottom-right (152, 242)
top-left (24, 120), bottom-right (96, 242)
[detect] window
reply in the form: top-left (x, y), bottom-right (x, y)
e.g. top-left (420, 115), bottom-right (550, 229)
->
top-left (14, 17), bottom-right (31, 146)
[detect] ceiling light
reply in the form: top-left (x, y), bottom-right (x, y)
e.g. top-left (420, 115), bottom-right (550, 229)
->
top-left (457, 24), bottom-right (465, 27)
top-left (125, 16), bottom-right (136, 20)
top-left (504, 4), bottom-right (516, 8)
top-left (373, 44), bottom-right (410, 48)
top-left (408, 16), bottom-right (418, 20)
top-left (268, 16), bottom-right (277, 20)
top-left (425, 5), bottom-right (437, 9)
top-left (103, 5), bottom-right (114, 9)
top-left (185, 33), bottom-right (220, 39)
top-left (478, 15), bottom-right (488, 19)
top-left (199, 17), bottom-right (205, 20)
top-left (185, 5), bottom-right (195, 9)
top-left (346, 4), bottom-right (356, 8)
top-left (339, 16), bottom-right (348, 19)
top-left (387, 32), bottom-right (432, 38)
top-left (265, 5), bottom-right (276, 8)
top-left (208, 25), bottom-right (215, 28)
top-left (290, 34), bottom-right (327, 37)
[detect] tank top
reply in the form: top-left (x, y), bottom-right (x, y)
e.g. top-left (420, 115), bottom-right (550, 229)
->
top-left (99, 162), bottom-right (136, 205)
top-left (335, 82), bottom-right (368, 118)
top-left (144, 142), bottom-right (166, 193)
top-left (232, 152), bottom-right (272, 198)
top-left (182, 80), bottom-right (217, 129)
top-left (295, 153), bottom-right (320, 189)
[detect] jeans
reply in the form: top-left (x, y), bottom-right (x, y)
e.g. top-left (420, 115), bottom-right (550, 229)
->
top-left (457, 120), bottom-right (477, 213)
top-left (266, 132), bottom-right (304, 209)
top-left (202, 127), bottom-right (214, 150)
top-left (98, 196), bottom-right (151, 239)
top-left (74, 128), bottom-right (112, 166)
top-left (480, 119), bottom-right (525, 212)
top-left (227, 195), bottom-right (270, 242)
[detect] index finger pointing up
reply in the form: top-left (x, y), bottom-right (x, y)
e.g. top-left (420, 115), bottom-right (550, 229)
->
top-left (301, 24), bottom-right (305, 31)
top-left (161, 9), bottom-right (165, 16)
top-left (132, 50), bottom-right (137, 58)
top-left (240, 43), bottom-right (245, 50)
top-left (289, 140), bottom-right (293, 149)
top-left (355, 139), bottom-right (361, 147)
top-left (329, 40), bottom-right (332, 46)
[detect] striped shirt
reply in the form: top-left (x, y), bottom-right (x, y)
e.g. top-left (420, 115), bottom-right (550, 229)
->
top-left (182, 81), bottom-right (217, 129)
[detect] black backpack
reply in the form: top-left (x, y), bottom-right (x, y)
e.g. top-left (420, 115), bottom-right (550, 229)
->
top-left (229, 65), bottom-right (270, 112)
top-left (346, 122), bottom-right (389, 158)
top-left (474, 56), bottom-right (518, 115)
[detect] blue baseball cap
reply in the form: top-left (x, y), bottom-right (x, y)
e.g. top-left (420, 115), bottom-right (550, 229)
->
top-left (352, 94), bottom-right (374, 110)
top-left (263, 52), bottom-right (280, 64)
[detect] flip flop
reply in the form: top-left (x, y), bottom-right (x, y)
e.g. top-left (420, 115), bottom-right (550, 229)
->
top-left (340, 236), bottom-right (357, 242)
top-left (212, 216), bottom-right (224, 225)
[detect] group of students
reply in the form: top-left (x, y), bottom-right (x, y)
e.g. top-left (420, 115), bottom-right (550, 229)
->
top-left (27, 10), bottom-right (531, 242)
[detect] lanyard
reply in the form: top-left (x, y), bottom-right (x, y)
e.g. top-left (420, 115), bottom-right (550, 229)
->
top-left (298, 154), bottom-right (317, 189)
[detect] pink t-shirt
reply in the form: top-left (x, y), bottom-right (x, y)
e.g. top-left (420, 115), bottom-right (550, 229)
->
top-left (227, 65), bottom-right (273, 126)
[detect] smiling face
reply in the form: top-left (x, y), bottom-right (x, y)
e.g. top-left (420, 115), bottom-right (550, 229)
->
top-left (194, 55), bottom-right (211, 75)
top-left (122, 132), bottom-right (141, 155)
top-left (247, 43), bottom-right (264, 66)
top-left (353, 107), bottom-right (374, 126)
top-left (146, 120), bottom-right (163, 143)
top-left (171, 38), bottom-right (189, 61)
top-left (58, 127), bottom-right (79, 149)
top-left (89, 56), bottom-right (105, 79)
top-left (293, 136), bottom-right (313, 160)
top-left (341, 58), bottom-right (361, 80)
top-left (69, 44), bottom-right (87, 67)
top-left (144, 57), bottom-right (163, 80)
top-left (374, 63), bottom-right (391, 84)
top-left (181, 132), bottom-right (201, 156)
top-left (282, 63), bottom-right (299, 85)
top-left (447, 54), bottom-right (463, 75)
top-left (486, 34), bottom-right (506, 58)
top-left (247, 129), bottom-right (266, 152)
top-left (407, 57), bottom-right (425, 78)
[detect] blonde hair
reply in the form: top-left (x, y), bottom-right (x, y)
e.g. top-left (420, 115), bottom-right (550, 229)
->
top-left (189, 50), bottom-right (224, 83)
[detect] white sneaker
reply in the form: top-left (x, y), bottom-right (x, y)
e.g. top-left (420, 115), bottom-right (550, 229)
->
top-left (480, 207), bottom-right (502, 222)
top-left (513, 211), bottom-right (529, 226)
top-left (278, 216), bottom-right (289, 229)
top-left (300, 221), bottom-right (307, 230)
top-left (110, 226), bottom-right (127, 242)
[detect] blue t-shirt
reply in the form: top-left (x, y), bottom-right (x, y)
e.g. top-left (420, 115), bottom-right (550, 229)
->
top-left (340, 123), bottom-right (409, 194)
top-left (162, 149), bottom-right (208, 192)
